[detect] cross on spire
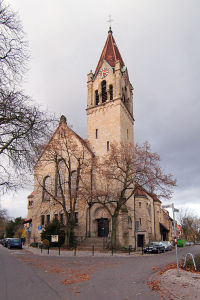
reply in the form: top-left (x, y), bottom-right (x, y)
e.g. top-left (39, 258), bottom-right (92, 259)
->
top-left (107, 14), bottom-right (113, 33)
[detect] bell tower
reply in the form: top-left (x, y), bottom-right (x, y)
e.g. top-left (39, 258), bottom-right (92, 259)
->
top-left (86, 28), bottom-right (134, 156)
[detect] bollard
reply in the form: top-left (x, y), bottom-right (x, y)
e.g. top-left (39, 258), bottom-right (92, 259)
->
top-left (74, 245), bottom-right (76, 256)
top-left (48, 247), bottom-right (49, 255)
top-left (59, 246), bottom-right (60, 256)
top-left (111, 246), bottom-right (113, 256)
top-left (41, 245), bottom-right (42, 254)
top-left (92, 245), bottom-right (94, 256)
top-left (128, 246), bottom-right (131, 255)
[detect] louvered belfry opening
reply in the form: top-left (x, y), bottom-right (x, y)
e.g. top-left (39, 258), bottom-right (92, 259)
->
top-left (95, 90), bottom-right (99, 105)
top-left (101, 80), bottom-right (107, 103)
top-left (109, 85), bottom-right (113, 100)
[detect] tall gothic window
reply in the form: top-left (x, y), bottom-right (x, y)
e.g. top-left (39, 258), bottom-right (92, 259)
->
top-left (56, 159), bottom-right (66, 197)
top-left (43, 176), bottom-right (51, 201)
top-left (71, 170), bottom-right (77, 195)
top-left (101, 81), bottom-right (107, 103)
top-left (109, 85), bottom-right (113, 100)
top-left (41, 215), bottom-right (45, 226)
top-left (95, 90), bottom-right (99, 105)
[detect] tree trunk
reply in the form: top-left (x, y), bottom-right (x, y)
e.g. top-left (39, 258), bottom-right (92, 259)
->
top-left (64, 226), bottom-right (70, 248)
top-left (111, 214), bottom-right (118, 249)
top-left (64, 222), bottom-right (75, 248)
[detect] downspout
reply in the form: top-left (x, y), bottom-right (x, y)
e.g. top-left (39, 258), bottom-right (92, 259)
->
top-left (134, 193), bottom-right (136, 250)
top-left (153, 200), bottom-right (156, 240)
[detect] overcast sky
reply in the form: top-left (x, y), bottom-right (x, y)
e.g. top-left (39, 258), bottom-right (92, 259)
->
top-left (1, 0), bottom-right (200, 218)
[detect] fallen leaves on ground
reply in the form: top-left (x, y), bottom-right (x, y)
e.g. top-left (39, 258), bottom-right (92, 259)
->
top-left (147, 280), bottom-right (161, 291)
top-left (61, 272), bottom-right (90, 285)
top-left (152, 267), bottom-right (160, 271)
top-left (159, 263), bottom-right (177, 275)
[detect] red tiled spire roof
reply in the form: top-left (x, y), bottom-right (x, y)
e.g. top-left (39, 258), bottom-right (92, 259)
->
top-left (95, 29), bottom-right (125, 76)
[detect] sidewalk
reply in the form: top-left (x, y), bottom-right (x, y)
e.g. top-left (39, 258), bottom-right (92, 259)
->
top-left (23, 245), bottom-right (143, 257)
top-left (160, 268), bottom-right (200, 300)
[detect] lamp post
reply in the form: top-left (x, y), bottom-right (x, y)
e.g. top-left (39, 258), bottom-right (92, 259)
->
top-left (162, 203), bottom-right (180, 276)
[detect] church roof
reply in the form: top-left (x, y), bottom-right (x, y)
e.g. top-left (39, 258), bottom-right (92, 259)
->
top-left (34, 116), bottom-right (94, 168)
top-left (95, 29), bottom-right (125, 76)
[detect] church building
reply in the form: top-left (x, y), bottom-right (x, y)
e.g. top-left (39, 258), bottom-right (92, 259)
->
top-left (26, 27), bottom-right (173, 249)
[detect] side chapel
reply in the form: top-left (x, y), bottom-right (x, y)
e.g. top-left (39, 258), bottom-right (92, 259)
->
top-left (26, 27), bottom-right (173, 248)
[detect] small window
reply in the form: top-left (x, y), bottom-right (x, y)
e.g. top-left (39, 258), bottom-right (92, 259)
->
top-left (54, 214), bottom-right (58, 220)
top-left (47, 215), bottom-right (50, 225)
top-left (41, 215), bottom-right (45, 226)
top-left (95, 90), bottom-right (99, 105)
top-left (60, 213), bottom-right (64, 224)
top-left (139, 218), bottom-right (142, 226)
top-left (96, 129), bottom-right (98, 139)
top-left (29, 200), bottom-right (33, 207)
top-left (109, 85), bottom-right (113, 100)
top-left (139, 202), bottom-right (141, 208)
top-left (75, 212), bottom-right (78, 224)
top-left (107, 141), bottom-right (109, 152)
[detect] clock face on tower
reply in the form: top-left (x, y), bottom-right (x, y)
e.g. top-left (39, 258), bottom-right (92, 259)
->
top-left (99, 68), bottom-right (109, 79)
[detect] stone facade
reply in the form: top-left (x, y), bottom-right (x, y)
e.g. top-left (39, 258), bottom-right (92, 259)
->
top-left (26, 29), bottom-right (173, 248)
top-left (134, 189), bottom-right (173, 248)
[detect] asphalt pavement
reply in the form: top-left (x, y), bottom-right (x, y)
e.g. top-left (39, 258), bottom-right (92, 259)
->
top-left (0, 244), bottom-right (199, 300)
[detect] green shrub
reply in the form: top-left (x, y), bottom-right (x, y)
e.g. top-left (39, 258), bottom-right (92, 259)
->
top-left (184, 253), bottom-right (200, 271)
top-left (41, 218), bottom-right (65, 246)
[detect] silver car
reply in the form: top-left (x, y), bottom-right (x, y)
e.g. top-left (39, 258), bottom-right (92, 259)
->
top-left (161, 241), bottom-right (172, 251)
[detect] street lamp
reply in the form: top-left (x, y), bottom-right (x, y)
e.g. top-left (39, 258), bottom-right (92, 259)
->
top-left (162, 203), bottom-right (180, 276)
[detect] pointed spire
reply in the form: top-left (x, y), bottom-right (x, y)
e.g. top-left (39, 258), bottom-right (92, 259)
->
top-left (95, 30), bottom-right (125, 76)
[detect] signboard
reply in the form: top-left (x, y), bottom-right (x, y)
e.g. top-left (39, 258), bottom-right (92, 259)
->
top-left (28, 223), bottom-right (32, 232)
top-left (51, 235), bottom-right (59, 243)
top-left (38, 225), bottom-right (42, 233)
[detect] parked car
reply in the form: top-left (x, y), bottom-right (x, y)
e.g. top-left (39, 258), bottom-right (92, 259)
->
top-left (185, 241), bottom-right (192, 246)
top-left (7, 238), bottom-right (22, 249)
top-left (3, 238), bottom-right (12, 247)
top-left (144, 242), bottom-right (165, 254)
top-left (161, 241), bottom-right (172, 251)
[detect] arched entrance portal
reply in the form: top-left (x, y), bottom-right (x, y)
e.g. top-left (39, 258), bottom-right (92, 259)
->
top-left (97, 218), bottom-right (109, 237)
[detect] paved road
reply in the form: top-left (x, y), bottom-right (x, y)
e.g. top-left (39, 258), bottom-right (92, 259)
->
top-left (0, 244), bottom-right (199, 300)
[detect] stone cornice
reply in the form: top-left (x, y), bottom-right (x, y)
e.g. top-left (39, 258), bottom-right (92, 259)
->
top-left (86, 97), bottom-right (134, 123)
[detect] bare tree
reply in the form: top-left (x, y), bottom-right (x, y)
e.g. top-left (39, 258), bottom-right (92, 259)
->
top-left (35, 118), bottom-right (93, 247)
top-left (179, 210), bottom-right (200, 243)
top-left (81, 142), bottom-right (176, 248)
top-left (0, 208), bottom-right (7, 238)
top-left (0, 90), bottom-right (55, 195)
top-left (0, 0), bottom-right (28, 88)
top-left (0, 1), bottom-right (55, 194)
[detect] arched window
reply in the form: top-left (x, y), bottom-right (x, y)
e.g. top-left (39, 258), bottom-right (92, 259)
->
top-left (56, 159), bottom-right (66, 197)
top-left (109, 85), bottom-right (113, 100)
top-left (101, 81), bottom-right (107, 103)
top-left (95, 90), bottom-right (99, 105)
top-left (43, 176), bottom-right (51, 201)
top-left (71, 170), bottom-right (77, 194)
top-left (128, 216), bottom-right (132, 229)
